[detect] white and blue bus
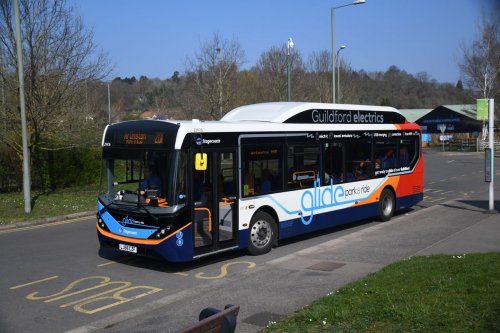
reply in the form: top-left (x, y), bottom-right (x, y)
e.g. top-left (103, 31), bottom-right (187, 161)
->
top-left (96, 102), bottom-right (424, 262)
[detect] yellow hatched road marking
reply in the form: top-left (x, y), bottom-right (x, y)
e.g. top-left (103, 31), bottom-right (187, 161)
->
top-left (427, 197), bottom-right (446, 203)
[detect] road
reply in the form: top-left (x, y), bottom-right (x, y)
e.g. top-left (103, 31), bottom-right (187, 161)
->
top-left (0, 150), bottom-right (498, 332)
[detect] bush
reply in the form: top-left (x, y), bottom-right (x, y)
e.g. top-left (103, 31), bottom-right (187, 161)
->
top-left (0, 145), bottom-right (102, 192)
top-left (33, 147), bottom-right (102, 190)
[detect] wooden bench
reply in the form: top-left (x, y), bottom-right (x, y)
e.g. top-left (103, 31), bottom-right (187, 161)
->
top-left (177, 304), bottom-right (240, 333)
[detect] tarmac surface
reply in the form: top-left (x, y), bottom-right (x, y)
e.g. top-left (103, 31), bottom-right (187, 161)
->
top-left (59, 198), bottom-right (499, 333)
top-left (1, 200), bottom-right (499, 332)
top-left (234, 199), bottom-right (500, 332)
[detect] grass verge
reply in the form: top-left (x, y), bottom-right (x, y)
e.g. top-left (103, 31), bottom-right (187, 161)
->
top-left (0, 186), bottom-right (98, 224)
top-left (263, 253), bottom-right (500, 333)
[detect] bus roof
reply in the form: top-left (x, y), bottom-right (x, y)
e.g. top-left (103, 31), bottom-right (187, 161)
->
top-left (221, 102), bottom-right (407, 125)
top-left (102, 103), bottom-right (418, 150)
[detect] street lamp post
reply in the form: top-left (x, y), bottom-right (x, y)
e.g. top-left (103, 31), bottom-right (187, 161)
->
top-left (14, 0), bottom-right (31, 213)
top-left (336, 45), bottom-right (346, 103)
top-left (287, 37), bottom-right (294, 101)
top-left (331, 0), bottom-right (366, 104)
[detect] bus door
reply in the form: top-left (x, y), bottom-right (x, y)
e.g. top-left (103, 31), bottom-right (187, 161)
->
top-left (192, 150), bottom-right (238, 255)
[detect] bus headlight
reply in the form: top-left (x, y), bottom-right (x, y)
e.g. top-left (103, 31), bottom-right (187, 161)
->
top-left (153, 225), bottom-right (172, 239)
top-left (96, 214), bottom-right (108, 231)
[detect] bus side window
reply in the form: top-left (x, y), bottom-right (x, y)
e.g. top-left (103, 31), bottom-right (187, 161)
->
top-left (287, 144), bottom-right (319, 189)
top-left (242, 145), bottom-right (282, 196)
top-left (398, 138), bottom-right (417, 167)
top-left (323, 142), bottom-right (343, 185)
top-left (345, 141), bottom-right (372, 182)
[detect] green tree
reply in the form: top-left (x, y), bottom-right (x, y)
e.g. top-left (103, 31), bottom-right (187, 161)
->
top-left (0, 0), bottom-right (111, 188)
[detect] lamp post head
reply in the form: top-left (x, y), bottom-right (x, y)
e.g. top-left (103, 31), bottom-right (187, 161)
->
top-left (336, 45), bottom-right (347, 55)
top-left (287, 37), bottom-right (294, 49)
top-left (353, 0), bottom-right (366, 4)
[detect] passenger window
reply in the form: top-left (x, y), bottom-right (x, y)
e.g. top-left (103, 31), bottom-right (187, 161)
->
top-left (287, 144), bottom-right (320, 189)
top-left (345, 141), bottom-right (372, 182)
top-left (242, 145), bottom-right (283, 196)
top-left (323, 142), bottom-right (343, 185)
top-left (398, 139), bottom-right (416, 167)
top-left (374, 141), bottom-right (397, 177)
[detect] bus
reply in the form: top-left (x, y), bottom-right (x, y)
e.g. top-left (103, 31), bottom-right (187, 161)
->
top-left (96, 102), bottom-right (423, 262)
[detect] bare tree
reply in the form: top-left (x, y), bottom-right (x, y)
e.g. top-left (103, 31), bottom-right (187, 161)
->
top-left (306, 50), bottom-right (332, 103)
top-left (0, 0), bottom-right (111, 161)
top-left (254, 43), bottom-right (305, 102)
top-left (186, 33), bottom-right (245, 119)
top-left (459, 12), bottom-right (500, 100)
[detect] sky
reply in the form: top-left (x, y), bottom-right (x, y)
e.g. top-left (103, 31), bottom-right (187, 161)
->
top-left (70, 0), bottom-right (498, 84)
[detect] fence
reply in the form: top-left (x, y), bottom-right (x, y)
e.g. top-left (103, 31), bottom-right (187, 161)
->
top-left (479, 140), bottom-right (500, 157)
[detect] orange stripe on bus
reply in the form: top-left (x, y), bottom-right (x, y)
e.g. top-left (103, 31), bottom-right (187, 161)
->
top-left (346, 176), bottom-right (401, 208)
top-left (97, 222), bottom-right (192, 245)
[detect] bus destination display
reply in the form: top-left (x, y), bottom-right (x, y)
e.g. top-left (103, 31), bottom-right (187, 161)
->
top-left (119, 132), bottom-right (164, 145)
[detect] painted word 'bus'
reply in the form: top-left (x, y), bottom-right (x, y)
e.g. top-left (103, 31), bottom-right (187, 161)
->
top-left (96, 102), bottom-right (423, 262)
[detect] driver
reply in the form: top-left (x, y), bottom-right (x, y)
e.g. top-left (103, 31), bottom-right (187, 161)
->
top-left (139, 164), bottom-right (162, 196)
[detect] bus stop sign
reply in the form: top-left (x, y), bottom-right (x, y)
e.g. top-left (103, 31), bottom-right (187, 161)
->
top-left (485, 148), bottom-right (492, 182)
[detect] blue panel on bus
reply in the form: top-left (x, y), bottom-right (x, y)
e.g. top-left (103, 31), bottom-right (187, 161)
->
top-left (97, 211), bottom-right (195, 262)
top-left (278, 193), bottom-right (423, 240)
top-left (98, 201), bottom-right (158, 239)
top-left (156, 225), bottom-right (195, 262)
top-left (278, 202), bottom-right (378, 239)
top-left (397, 193), bottom-right (423, 210)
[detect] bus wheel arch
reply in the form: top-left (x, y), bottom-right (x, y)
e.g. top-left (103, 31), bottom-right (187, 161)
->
top-left (378, 186), bottom-right (396, 222)
top-left (247, 207), bottom-right (278, 256)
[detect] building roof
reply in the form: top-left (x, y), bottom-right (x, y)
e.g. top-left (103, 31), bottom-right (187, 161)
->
top-left (441, 104), bottom-right (477, 119)
top-left (399, 109), bottom-right (433, 122)
top-left (400, 104), bottom-right (477, 122)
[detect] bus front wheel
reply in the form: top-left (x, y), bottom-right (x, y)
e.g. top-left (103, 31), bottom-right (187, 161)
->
top-left (378, 189), bottom-right (395, 222)
top-left (247, 211), bottom-right (277, 255)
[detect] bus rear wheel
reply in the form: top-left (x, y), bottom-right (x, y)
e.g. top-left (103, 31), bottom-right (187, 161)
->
top-left (378, 188), bottom-right (395, 222)
top-left (248, 211), bottom-right (277, 255)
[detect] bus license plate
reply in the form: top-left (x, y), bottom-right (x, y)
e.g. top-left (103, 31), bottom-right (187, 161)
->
top-left (119, 244), bottom-right (137, 253)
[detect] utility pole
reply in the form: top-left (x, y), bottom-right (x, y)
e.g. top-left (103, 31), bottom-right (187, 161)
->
top-left (14, 0), bottom-right (31, 213)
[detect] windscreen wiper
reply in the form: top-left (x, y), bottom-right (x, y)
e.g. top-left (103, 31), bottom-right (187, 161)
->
top-left (135, 200), bottom-right (159, 223)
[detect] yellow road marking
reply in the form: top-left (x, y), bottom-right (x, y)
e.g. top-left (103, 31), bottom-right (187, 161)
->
top-left (427, 197), bottom-right (446, 203)
top-left (0, 216), bottom-right (91, 235)
top-left (97, 257), bottom-right (131, 267)
top-left (440, 190), bottom-right (454, 195)
top-left (10, 276), bottom-right (59, 290)
top-left (195, 261), bottom-right (256, 280)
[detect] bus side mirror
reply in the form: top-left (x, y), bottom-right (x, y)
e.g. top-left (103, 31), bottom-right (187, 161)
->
top-left (195, 153), bottom-right (208, 170)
